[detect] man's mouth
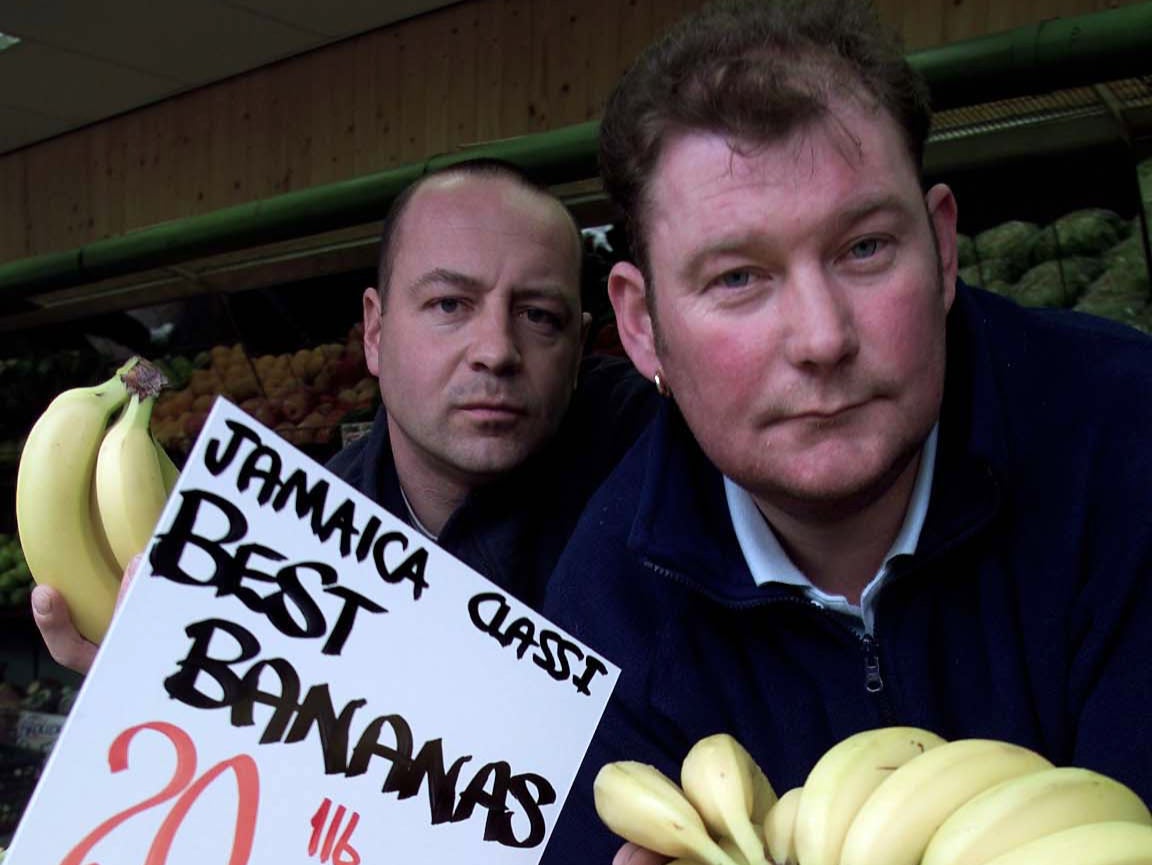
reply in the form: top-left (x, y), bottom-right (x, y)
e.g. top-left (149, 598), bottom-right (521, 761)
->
top-left (457, 402), bottom-right (527, 420)
top-left (789, 400), bottom-right (868, 422)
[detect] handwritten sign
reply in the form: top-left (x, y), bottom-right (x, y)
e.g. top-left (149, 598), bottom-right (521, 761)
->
top-left (4, 398), bottom-right (618, 865)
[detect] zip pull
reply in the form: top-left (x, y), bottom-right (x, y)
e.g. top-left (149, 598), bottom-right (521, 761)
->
top-left (862, 633), bottom-right (884, 694)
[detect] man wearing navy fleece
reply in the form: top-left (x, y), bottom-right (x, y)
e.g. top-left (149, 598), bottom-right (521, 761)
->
top-left (541, 1), bottom-right (1152, 863)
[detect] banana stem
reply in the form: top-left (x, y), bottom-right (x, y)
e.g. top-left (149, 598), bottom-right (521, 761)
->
top-left (120, 356), bottom-right (169, 400)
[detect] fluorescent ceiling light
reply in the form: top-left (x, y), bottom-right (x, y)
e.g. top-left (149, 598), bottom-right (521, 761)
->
top-left (0, 32), bottom-right (21, 52)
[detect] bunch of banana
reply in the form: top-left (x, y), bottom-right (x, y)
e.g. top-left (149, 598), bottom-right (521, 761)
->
top-left (763, 786), bottom-right (803, 865)
top-left (594, 734), bottom-right (777, 865)
top-left (681, 733), bottom-right (777, 865)
top-left (16, 356), bottom-right (179, 645)
top-left (796, 725), bottom-right (948, 865)
top-left (594, 727), bottom-right (1152, 865)
top-left (839, 737), bottom-right (1055, 865)
top-left (594, 759), bottom-right (743, 865)
top-left (922, 765), bottom-right (1151, 865)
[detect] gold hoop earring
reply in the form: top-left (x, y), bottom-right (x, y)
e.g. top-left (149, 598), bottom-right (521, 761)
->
top-left (654, 371), bottom-right (671, 398)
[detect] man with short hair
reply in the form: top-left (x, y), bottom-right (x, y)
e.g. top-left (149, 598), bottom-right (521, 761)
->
top-left (33, 159), bottom-right (655, 669)
top-left (540, 1), bottom-right (1152, 862)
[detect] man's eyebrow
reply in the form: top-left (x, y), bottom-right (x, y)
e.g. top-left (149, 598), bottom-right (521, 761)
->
top-left (832, 194), bottom-right (911, 234)
top-left (678, 234), bottom-right (764, 283)
top-left (407, 268), bottom-right (485, 293)
top-left (407, 269), bottom-right (576, 313)
top-left (677, 195), bottom-right (914, 282)
top-left (511, 284), bottom-right (575, 307)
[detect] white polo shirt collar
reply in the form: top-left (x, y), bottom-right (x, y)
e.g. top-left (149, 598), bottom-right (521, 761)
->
top-left (724, 425), bottom-right (938, 632)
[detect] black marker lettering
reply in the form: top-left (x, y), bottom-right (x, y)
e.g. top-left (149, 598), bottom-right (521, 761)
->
top-left (468, 591), bottom-right (510, 637)
top-left (231, 657), bottom-right (302, 742)
top-left (321, 586), bottom-right (386, 656)
top-left (505, 773), bottom-right (556, 848)
top-left (533, 630), bottom-right (580, 682)
top-left (347, 714), bottom-right (415, 780)
top-left (204, 420), bottom-right (263, 475)
top-left (164, 618), bottom-right (261, 708)
top-left (271, 470), bottom-right (331, 529)
top-left (237, 443), bottom-right (284, 506)
top-left (571, 655), bottom-right (610, 696)
top-left (383, 738), bottom-right (473, 825)
top-left (150, 490), bottom-right (247, 587)
top-left (283, 684), bottom-right (368, 775)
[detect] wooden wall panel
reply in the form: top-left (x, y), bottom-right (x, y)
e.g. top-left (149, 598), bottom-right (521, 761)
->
top-left (23, 135), bottom-right (89, 256)
top-left (0, 0), bottom-right (1147, 266)
top-left (0, 152), bottom-right (29, 262)
top-left (92, 116), bottom-right (128, 235)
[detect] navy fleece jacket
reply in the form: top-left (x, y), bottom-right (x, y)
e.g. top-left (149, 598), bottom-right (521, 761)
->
top-left (541, 284), bottom-right (1152, 865)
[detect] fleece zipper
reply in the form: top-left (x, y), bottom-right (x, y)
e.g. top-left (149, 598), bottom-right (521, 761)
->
top-left (642, 558), bottom-right (899, 723)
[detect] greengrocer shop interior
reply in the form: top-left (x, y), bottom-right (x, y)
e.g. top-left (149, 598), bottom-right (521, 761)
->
top-left (0, 0), bottom-right (1150, 804)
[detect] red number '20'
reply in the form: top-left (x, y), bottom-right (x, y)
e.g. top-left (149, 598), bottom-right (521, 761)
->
top-left (59, 721), bottom-right (260, 865)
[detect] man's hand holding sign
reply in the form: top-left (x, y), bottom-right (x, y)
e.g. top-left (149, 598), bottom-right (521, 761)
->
top-left (6, 396), bottom-right (617, 865)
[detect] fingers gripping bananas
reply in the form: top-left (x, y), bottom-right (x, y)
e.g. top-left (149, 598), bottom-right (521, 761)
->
top-left (594, 727), bottom-right (1151, 865)
top-left (17, 357), bottom-right (174, 645)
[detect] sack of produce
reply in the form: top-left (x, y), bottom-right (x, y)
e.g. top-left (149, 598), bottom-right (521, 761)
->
top-left (1012, 257), bottom-right (1104, 309)
top-left (974, 221), bottom-right (1040, 281)
top-left (1030, 208), bottom-right (1129, 263)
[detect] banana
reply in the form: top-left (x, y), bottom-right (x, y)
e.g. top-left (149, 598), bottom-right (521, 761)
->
top-left (681, 734), bottom-right (774, 865)
top-left (839, 738), bottom-right (1054, 865)
top-left (980, 820), bottom-right (1152, 865)
top-left (593, 760), bottom-right (741, 865)
top-left (762, 786), bottom-right (803, 865)
top-left (922, 766), bottom-right (1152, 865)
top-left (794, 725), bottom-right (947, 865)
top-left (94, 393), bottom-right (173, 572)
top-left (750, 758), bottom-right (779, 831)
top-left (719, 839), bottom-right (752, 865)
top-left (16, 358), bottom-right (140, 644)
top-left (154, 440), bottom-right (181, 494)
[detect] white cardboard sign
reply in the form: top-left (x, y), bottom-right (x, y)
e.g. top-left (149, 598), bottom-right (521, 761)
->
top-left (5, 398), bottom-right (618, 865)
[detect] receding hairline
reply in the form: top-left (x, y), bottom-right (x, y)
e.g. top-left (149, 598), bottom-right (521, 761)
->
top-left (634, 84), bottom-right (920, 270)
top-left (376, 165), bottom-right (583, 302)
top-left (597, 0), bottom-right (931, 275)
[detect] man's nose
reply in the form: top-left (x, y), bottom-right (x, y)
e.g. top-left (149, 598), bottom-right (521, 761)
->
top-left (467, 307), bottom-right (522, 374)
top-left (782, 270), bottom-right (860, 369)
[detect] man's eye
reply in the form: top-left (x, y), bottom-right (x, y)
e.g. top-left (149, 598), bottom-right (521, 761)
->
top-left (714, 270), bottom-right (753, 289)
top-left (434, 297), bottom-right (464, 314)
top-left (849, 238), bottom-right (882, 259)
top-left (521, 307), bottom-right (563, 330)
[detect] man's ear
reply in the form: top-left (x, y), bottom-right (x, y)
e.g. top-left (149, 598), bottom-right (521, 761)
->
top-left (607, 261), bottom-right (660, 380)
top-left (362, 287), bottom-right (383, 377)
top-left (926, 183), bottom-right (959, 310)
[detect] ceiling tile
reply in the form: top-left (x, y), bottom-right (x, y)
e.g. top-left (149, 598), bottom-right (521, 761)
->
top-left (0, 0), bottom-right (465, 155)
top-left (0, 105), bottom-right (77, 153)
top-left (0, 41), bottom-right (177, 120)
top-left (226, 0), bottom-right (462, 39)
top-left (0, 0), bottom-right (324, 83)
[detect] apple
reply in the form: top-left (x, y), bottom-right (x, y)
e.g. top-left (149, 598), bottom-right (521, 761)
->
top-left (239, 397), bottom-right (280, 429)
top-left (279, 390), bottom-right (314, 424)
